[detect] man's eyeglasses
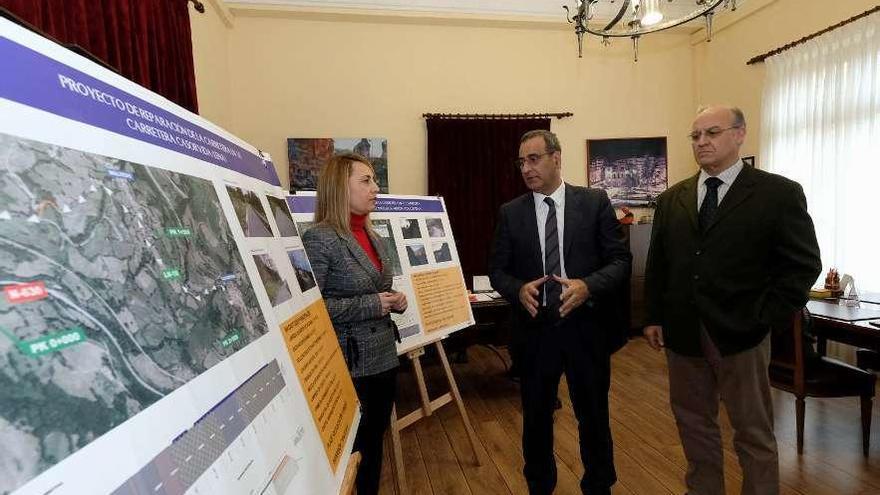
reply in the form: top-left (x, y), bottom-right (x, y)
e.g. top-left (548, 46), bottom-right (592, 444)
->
top-left (514, 151), bottom-right (553, 168)
top-left (688, 125), bottom-right (741, 142)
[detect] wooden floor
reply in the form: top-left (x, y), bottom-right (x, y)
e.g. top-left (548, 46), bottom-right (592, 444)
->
top-left (377, 339), bottom-right (880, 495)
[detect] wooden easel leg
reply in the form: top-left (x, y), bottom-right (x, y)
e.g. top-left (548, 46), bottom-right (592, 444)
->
top-left (435, 341), bottom-right (482, 466)
top-left (340, 451), bottom-right (361, 495)
top-left (388, 404), bottom-right (407, 494)
top-left (409, 350), bottom-right (433, 418)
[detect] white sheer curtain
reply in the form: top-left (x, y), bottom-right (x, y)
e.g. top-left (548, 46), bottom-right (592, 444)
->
top-left (761, 13), bottom-right (880, 294)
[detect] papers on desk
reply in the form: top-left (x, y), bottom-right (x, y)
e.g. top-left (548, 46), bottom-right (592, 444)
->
top-left (473, 275), bottom-right (493, 293)
top-left (468, 291), bottom-right (501, 303)
top-left (469, 293), bottom-right (493, 303)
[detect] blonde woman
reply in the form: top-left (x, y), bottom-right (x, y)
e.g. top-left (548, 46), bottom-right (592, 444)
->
top-left (302, 153), bottom-right (406, 495)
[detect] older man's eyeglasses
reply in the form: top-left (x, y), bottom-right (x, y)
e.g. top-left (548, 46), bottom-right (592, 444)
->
top-left (514, 151), bottom-right (553, 168)
top-left (688, 125), bottom-right (741, 142)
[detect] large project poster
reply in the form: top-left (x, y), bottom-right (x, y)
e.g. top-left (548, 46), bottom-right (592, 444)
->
top-left (0, 18), bottom-right (357, 495)
top-left (287, 194), bottom-right (475, 354)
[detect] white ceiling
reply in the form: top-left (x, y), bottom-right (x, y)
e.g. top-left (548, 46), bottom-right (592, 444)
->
top-left (226, 0), bottom-right (744, 22)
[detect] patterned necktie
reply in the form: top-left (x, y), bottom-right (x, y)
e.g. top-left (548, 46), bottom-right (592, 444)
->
top-left (699, 177), bottom-right (724, 232)
top-left (543, 197), bottom-right (562, 308)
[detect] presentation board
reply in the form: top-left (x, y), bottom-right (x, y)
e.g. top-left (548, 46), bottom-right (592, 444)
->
top-left (287, 193), bottom-right (475, 354)
top-left (0, 18), bottom-right (358, 495)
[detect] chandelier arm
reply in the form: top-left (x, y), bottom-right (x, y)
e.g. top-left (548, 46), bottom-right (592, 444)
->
top-left (602, 0), bottom-right (631, 32)
top-left (587, 0), bottom-right (726, 38)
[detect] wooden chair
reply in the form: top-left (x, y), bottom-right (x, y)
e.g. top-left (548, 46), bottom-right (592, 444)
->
top-left (856, 348), bottom-right (880, 371)
top-left (769, 308), bottom-right (876, 456)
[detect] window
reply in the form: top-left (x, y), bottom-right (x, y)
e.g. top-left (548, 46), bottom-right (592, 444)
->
top-left (761, 14), bottom-right (880, 294)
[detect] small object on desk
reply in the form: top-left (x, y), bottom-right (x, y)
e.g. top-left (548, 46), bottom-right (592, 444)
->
top-left (486, 291), bottom-right (502, 299)
top-left (469, 293), bottom-right (493, 303)
top-left (870, 321), bottom-right (880, 328)
top-left (839, 275), bottom-right (860, 307)
top-left (618, 206), bottom-right (635, 225)
top-left (824, 267), bottom-right (843, 298)
top-left (473, 275), bottom-right (493, 293)
top-left (810, 286), bottom-right (832, 299)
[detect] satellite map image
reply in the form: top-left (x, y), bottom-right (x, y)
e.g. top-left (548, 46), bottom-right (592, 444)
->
top-left (0, 133), bottom-right (269, 494)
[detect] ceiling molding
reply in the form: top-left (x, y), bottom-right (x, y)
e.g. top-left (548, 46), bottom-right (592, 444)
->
top-left (226, 2), bottom-right (578, 30)
top-left (689, 0), bottom-right (777, 45)
top-left (207, 0), bottom-right (236, 27)
top-left (228, 0), bottom-right (578, 19)
top-left (224, 1), bottom-right (710, 34)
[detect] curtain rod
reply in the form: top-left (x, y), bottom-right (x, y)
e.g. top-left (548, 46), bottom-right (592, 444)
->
top-left (746, 6), bottom-right (879, 65)
top-left (423, 112), bottom-right (573, 120)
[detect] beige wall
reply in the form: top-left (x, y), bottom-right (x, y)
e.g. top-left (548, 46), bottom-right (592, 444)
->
top-left (195, 9), bottom-right (696, 193)
top-left (191, 0), bottom-right (876, 192)
top-left (693, 0), bottom-right (878, 160)
top-left (190, 0), bottom-right (232, 128)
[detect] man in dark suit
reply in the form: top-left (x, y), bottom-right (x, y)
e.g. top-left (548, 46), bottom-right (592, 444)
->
top-left (490, 130), bottom-right (631, 495)
top-left (644, 106), bottom-right (821, 495)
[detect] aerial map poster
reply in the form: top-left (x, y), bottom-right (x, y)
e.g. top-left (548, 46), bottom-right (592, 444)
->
top-left (287, 193), bottom-right (474, 354)
top-left (0, 18), bottom-right (357, 495)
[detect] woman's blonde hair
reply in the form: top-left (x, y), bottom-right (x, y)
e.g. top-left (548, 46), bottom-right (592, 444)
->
top-left (314, 152), bottom-right (376, 234)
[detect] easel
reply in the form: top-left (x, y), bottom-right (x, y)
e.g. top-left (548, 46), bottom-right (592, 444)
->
top-left (386, 339), bottom-right (482, 494)
top-left (340, 452), bottom-right (361, 495)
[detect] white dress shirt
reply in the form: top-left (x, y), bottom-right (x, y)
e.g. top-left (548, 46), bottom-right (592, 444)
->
top-left (697, 158), bottom-right (744, 211)
top-left (533, 181), bottom-right (567, 283)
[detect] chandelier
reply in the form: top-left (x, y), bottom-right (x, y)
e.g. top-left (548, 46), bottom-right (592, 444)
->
top-left (564, 0), bottom-right (739, 61)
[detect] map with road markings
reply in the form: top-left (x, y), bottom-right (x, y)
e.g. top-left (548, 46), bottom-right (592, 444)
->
top-left (0, 133), bottom-right (268, 494)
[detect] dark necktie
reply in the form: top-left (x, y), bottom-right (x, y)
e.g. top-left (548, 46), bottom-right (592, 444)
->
top-left (543, 197), bottom-right (562, 308)
top-left (698, 177), bottom-right (724, 232)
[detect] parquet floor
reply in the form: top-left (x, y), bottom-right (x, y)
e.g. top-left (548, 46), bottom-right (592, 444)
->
top-left (377, 339), bottom-right (880, 494)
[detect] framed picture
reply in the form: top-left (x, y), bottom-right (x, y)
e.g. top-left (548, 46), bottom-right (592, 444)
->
top-left (586, 137), bottom-right (668, 206)
top-left (742, 155), bottom-right (755, 168)
top-left (287, 137), bottom-right (388, 193)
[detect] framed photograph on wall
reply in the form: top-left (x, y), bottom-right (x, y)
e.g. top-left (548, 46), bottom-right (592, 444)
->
top-left (287, 137), bottom-right (389, 192)
top-left (586, 137), bottom-right (668, 206)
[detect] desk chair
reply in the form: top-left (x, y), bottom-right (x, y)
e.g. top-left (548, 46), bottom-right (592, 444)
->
top-left (857, 348), bottom-right (880, 371)
top-left (769, 308), bottom-right (876, 456)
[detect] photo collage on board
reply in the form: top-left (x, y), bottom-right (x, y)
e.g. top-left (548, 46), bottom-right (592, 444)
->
top-left (224, 184), bottom-right (319, 316)
top-left (399, 217), bottom-right (454, 268)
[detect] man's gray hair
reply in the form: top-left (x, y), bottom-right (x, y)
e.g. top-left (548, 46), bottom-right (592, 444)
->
top-left (520, 129), bottom-right (561, 153)
top-left (696, 105), bottom-right (746, 128)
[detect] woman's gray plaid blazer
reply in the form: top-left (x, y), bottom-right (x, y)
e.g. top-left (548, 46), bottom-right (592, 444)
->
top-left (302, 223), bottom-right (400, 377)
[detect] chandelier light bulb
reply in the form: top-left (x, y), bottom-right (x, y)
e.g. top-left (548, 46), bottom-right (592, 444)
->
top-left (642, 0), bottom-right (663, 26)
top-left (565, 0), bottom-right (729, 59)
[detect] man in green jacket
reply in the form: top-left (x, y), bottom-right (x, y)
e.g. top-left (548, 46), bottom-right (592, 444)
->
top-left (644, 105), bottom-right (821, 495)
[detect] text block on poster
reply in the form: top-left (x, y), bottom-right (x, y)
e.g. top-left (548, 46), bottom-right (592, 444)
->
top-left (281, 299), bottom-right (358, 471)
top-left (411, 266), bottom-right (471, 333)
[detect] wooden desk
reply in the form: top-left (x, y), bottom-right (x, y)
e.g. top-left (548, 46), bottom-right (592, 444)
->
top-left (807, 299), bottom-right (880, 354)
top-left (445, 297), bottom-right (511, 366)
top-left (858, 291), bottom-right (880, 305)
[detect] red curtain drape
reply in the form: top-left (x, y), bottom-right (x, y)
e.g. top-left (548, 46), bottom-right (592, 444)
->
top-left (427, 118), bottom-right (551, 287)
top-left (0, 0), bottom-right (199, 113)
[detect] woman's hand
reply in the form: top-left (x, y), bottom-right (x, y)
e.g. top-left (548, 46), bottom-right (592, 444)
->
top-left (379, 291), bottom-right (407, 314)
top-left (391, 292), bottom-right (407, 313)
top-left (378, 292), bottom-right (397, 315)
